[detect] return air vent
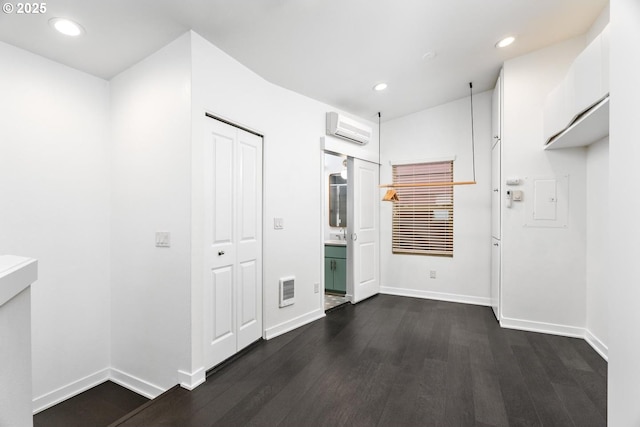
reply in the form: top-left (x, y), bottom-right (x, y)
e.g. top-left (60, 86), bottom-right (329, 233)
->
top-left (279, 276), bottom-right (295, 307)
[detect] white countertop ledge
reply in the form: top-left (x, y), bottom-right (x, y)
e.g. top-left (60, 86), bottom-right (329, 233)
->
top-left (325, 240), bottom-right (347, 246)
top-left (0, 255), bottom-right (38, 307)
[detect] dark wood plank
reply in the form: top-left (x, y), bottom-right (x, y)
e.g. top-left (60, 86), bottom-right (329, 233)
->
top-left (511, 344), bottom-right (575, 426)
top-left (545, 334), bottom-right (594, 372)
top-left (526, 332), bottom-right (578, 386)
top-left (33, 381), bottom-right (148, 427)
top-left (569, 367), bottom-right (607, 420)
top-left (444, 342), bottom-right (475, 426)
top-left (552, 381), bottom-right (606, 427)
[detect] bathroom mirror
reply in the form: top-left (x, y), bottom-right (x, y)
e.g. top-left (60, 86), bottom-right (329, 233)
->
top-left (329, 173), bottom-right (347, 227)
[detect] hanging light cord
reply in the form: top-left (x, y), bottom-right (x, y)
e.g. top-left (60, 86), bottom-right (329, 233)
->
top-left (379, 85), bottom-right (478, 189)
top-left (378, 111), bottom-right (381, 181)
top-left (469, 82), bottom-right (476, 183)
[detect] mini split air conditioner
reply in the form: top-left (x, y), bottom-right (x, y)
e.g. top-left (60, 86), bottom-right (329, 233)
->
top-left (326, 112), bottom-right (372, 145)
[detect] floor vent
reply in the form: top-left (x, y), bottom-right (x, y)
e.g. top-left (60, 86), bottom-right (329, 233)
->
top-left (279, 276), bottom-right (295, 307)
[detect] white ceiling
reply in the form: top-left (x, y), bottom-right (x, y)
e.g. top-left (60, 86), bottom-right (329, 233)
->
top-left (0, 0), bottom-right (607, 121)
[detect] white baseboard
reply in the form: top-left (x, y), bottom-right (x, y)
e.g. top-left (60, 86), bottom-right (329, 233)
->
top-left (380, 286), bottom-right (491, 307)
top-left (178, 367), bottom-right (206, 391)
top-left (584, 329), bottom-right (608, 361)
top-left (501, 317), bottom-right (608, 362)
top-left (32, 368), bottom-right (110, 414)
top-left (264, 308), bottom-right (325, 340)
top-left (500, 316), bottom-right (585, 338)
top-left (109, 367), bottom-right (165, 399)
top-left (34, 367), bottom-right (171, 414)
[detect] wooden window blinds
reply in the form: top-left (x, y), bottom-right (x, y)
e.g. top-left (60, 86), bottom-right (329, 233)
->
top-left (392, 161), bottom-right (454, 256)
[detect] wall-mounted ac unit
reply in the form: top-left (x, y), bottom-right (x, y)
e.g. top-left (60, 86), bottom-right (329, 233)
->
top-left (326, 112), bottom-right (372, 145)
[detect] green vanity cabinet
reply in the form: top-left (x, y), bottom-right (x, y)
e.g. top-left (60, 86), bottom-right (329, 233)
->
top-left (325, 244), bottom-right (346, 294)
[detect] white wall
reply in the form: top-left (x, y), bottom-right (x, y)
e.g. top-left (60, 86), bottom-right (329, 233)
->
top-left (0, 42), bottom-right (111, 410)
top-left (0, 29), bottom-right (380, 403)
top-left (110, 33), bottom-right (193, 396)
top-left (609, 0), bottom-right (640, 424)
top-left (379, 92), bottom-right (492, 305)
top-left (188, 31), bottom-right (379, 375)
top-left (585, 137), bottom-right (608, 356)
top-left (500, 37), bottom-right (589, 334)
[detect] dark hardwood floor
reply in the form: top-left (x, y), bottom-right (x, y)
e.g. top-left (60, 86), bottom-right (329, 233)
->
top-left (33, 380), bottom-right (148, 427)
top-left (35, 295), bottom-right (607, 427)
top-left (115, 295), bottom-right (606, 427)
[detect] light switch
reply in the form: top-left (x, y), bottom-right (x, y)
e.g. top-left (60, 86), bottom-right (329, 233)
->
top-left (274, 218), bottom-right (284, 230)
top-left (155, 231), bottom-right (171, 248)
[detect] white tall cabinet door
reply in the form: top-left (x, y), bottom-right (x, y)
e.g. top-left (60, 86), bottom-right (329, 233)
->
top-left (491, 140), bottom-right (501, 239)
top-left (203, 118), bottom-right (262, 370)
top-left (490, 74), bottom-right (502, 322)
top-left (347, 158), bottom-right (380, 303)
top-left (491, 78), bottom-right (501, 149)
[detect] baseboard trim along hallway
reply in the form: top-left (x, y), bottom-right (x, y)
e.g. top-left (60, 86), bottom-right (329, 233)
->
top-left (264, 308), bottom-right (325, 340)
top-left (380, 286), bottom-right (491, 307)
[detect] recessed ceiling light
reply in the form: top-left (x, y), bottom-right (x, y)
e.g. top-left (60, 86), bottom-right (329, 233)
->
top-left (496, 36), bottom-right (515, 48)
top-left (49, 18), bottom-right (85, 36)
top-left (373, 83), bottom-right (388, 91)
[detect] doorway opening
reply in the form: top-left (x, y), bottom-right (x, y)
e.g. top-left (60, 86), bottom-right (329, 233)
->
top-left (323, 152), bottom-right (349, 311)
top-left (321, 150), bottom-right (381, 312)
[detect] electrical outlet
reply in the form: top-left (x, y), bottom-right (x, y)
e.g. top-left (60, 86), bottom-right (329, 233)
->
top-left (429, 270), bottom-right (436, 279)
top-left (314, 283), bottom-right (319, 293)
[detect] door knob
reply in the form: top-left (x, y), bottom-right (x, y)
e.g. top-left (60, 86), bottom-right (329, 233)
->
top-left (218, 251), bottom-right (225, 256)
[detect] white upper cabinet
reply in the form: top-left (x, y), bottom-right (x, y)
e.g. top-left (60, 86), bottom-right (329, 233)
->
top-left (543, 24), bottom-right (610, 149)
top-left (543, 73), bottom-right (574, 144)
top-left (491, 74), bottom-right (502, 148)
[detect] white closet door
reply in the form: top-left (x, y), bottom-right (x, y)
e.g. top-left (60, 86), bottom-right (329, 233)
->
top-left (204, 118), bottom-right (262, 370)
top-left (348, 158), bottom-right (380, 303)
top-left (235, 131), bottom-right (262, 351)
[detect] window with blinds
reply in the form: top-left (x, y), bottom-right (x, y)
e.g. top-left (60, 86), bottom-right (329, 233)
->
top-left (392, 161), bottom-right (454, 256)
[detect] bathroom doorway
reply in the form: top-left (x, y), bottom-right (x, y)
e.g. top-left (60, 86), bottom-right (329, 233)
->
top-left (322, 150), bottom-right (380, 312)
top-left (323, 152), bottom-right (349, 311)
